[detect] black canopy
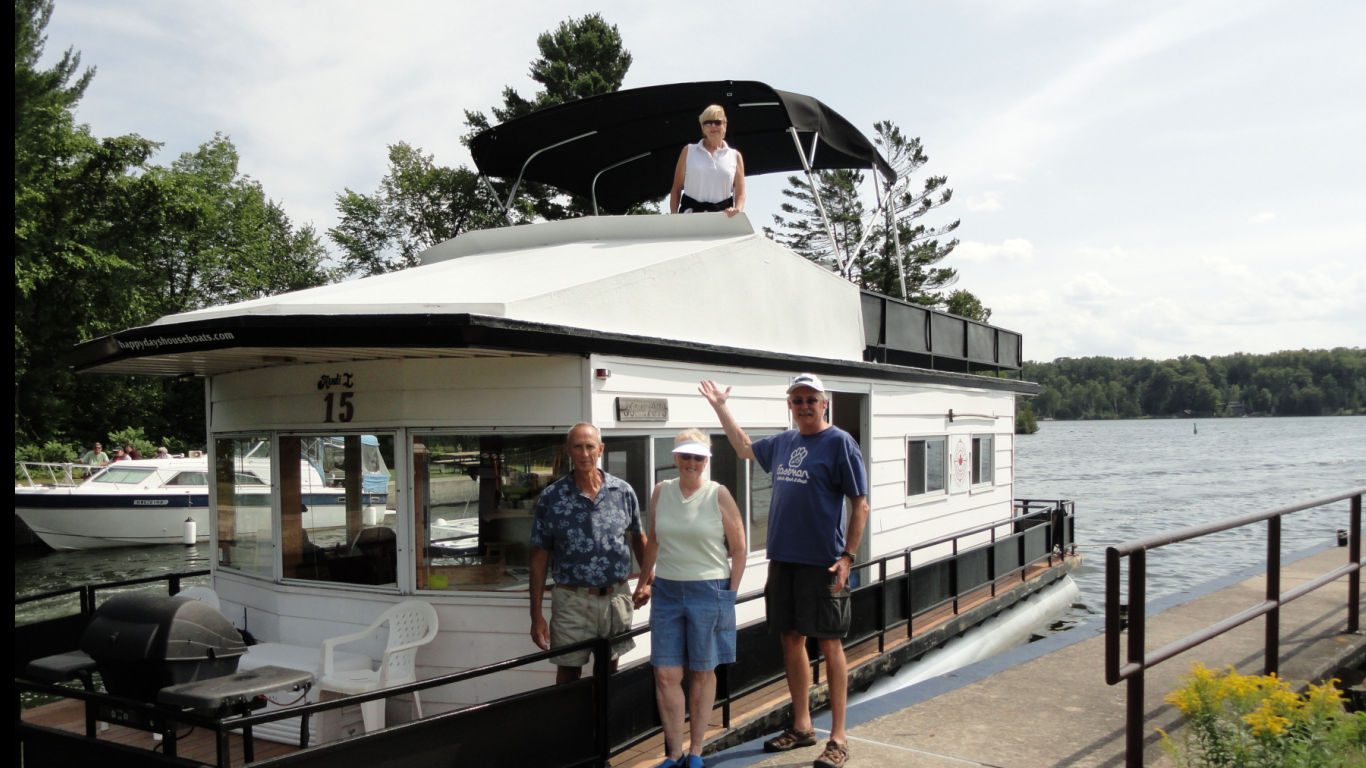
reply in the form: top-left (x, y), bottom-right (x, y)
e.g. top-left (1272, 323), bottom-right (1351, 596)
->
top-left (468, 80), bottom-right (895, 214)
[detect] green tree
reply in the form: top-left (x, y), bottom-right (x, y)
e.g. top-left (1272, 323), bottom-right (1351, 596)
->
top-left (329, 143), bottom-right (505, 277)
top-left (768, 121), bottom-right (975, 314)
top-left (463, 13), bottom-right (635, 221)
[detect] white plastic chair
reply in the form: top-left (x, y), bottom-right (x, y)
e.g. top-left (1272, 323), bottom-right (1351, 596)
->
top-left (318, 600), bottom-right (439, 732)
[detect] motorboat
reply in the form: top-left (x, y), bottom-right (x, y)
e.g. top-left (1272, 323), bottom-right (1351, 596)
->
top-left (14, 437), bottom-right (390, 550)
top-left (18, 81), bottom-right (1078, 764)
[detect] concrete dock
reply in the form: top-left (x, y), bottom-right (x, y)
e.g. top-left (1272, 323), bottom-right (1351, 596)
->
top-left (709, 544), bottom-right (1366, 767)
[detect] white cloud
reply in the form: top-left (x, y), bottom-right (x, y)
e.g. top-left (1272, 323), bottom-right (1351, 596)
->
top-left (965, 192), bottom-right (1002, 212)
top-left (956, 238), bottom-right (1037, 263)
top-left (1248, 211), bottom-right (1277, 224)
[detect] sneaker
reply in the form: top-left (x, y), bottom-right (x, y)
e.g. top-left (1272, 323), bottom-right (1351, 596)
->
top-left (812, 739), bottom-right (849, 768)
top-left (652, 759), bottom-right (677, 768)
top-left (680, 755), bottom-right (704, 768)
top-left (763, 727), bottom-right (818, 752)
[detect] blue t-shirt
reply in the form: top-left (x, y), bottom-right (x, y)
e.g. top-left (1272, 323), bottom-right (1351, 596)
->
top-left (752, 426), bottom-right (868, 567)
top-left (529, 470), bottom-right (642, 587)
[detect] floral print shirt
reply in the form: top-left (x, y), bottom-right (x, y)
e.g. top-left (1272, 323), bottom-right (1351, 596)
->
top-left (530, 470), bottom-right (641, 587)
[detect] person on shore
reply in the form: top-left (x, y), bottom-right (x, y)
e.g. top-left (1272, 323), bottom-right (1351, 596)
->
top-left (79, 442), bottom-right (109, 466)
top-left (122, 442), bottom-right (142, 460)
top-left (633, 430), bottom-right (746, 768)
top-left (111, 449), bottom-right (127, 462)
top-left (155, 446), bottom-right (171, 458)
top-left (529, 422), bottom-right (647, 683)
top-left (699, 374), bottom-right (868, 768)
top-left (670, 105), bottom-right (746, 216)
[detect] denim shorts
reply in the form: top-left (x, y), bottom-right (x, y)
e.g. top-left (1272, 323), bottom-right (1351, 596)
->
top-left (650, 578), bottom-right (737, 671)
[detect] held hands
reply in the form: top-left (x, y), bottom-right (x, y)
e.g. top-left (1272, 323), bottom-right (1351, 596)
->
top-left (827, 557), bottom-right (851, 593)
top-left (698, 380), bottom-right (731, 407)
top-left (632, 582), bottom-right (652, 609)
top-left (530, 614), bottom-right (550, 651)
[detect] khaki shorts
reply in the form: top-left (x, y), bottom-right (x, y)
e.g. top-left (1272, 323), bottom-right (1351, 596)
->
top-left (549, 583), bottom-right (636, 667)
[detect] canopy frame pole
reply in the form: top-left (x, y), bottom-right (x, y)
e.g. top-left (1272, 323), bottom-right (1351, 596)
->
top-left (504, 131), bottom-right (598, 213)
top-left (874, 177), bottom-right (908, 299)
top-left (840, 180), bottom-right (890, 285)
top-left (478, 174), bottom-right (515, 226)
top-left (788, 127), bottom-right (845, 277)
top-left (590, 152), bottom-right (651, 216)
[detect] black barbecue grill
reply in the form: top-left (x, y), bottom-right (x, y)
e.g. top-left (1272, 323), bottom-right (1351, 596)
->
top-left (80, 593), bottom-right (247, 701)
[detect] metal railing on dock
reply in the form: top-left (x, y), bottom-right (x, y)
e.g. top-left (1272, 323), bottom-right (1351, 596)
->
top-left (1105, 487), bottom-right (1366, 768)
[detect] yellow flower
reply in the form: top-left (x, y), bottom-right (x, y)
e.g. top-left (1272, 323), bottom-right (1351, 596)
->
top-left (1242, 704), bottom-right (1290, 736)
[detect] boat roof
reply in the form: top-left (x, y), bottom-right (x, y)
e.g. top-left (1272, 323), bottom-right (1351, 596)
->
top-left (69, 214), bottom-right (1032, 393)
top-left (469, 80), bottom-right (896, 213)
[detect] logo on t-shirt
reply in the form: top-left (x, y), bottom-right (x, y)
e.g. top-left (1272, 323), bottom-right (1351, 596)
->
top-left (788, 446), bottom-right (808, 468)
top-left (775, 446), bottom-right (811, 484)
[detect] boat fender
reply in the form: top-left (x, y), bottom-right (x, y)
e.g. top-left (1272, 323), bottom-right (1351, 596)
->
top-left (183, 516), bottom-right (197, 545)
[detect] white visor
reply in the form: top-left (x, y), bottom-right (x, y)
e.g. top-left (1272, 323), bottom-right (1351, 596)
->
top-left (671, 441), bottom-right (712, 457)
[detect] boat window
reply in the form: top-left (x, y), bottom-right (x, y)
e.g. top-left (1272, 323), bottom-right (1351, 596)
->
top-left (214, 435), bottom-right (274, 578)
top-left (749, 460), bottom-right (772, 552)
top-left (972, 435), bottom-right (994, 486)
top-left (165, 471), bottom-right (207, 487)
top-left (279, 435), bottom-right (397, 586)
top-left (907, 436), bottom-right (948, 498)
top-left (90, 467), bottom-right (155, 484)
top-left (413, 433), bottom-right (561, 591)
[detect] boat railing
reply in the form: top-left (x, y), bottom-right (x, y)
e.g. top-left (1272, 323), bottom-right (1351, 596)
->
top-left (1104, 486), bottom-right (1366, 768)
top-left (15, 460), bottom-right (103, 487)
top-left (15, 502), bottom-right (1076, 768)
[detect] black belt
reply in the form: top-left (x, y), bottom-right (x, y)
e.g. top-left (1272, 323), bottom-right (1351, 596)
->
top-left (679, 194), bottom-right (734, 213)
top-left (555, 582), bottom-right (625, 597)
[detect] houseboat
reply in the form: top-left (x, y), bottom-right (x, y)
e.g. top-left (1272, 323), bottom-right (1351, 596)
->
top-left (17, 81), bottom-right (1076, 766)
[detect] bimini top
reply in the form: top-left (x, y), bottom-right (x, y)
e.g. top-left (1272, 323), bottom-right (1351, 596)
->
top-left (469, 80), bottom-right (896, 213)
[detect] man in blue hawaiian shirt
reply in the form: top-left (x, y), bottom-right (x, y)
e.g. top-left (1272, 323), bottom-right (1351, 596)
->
top-left (530, 422), bottom-right (646, 683)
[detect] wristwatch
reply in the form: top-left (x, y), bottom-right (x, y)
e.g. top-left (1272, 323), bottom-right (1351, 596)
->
top-left (840, 551), bottom-right (856, 564)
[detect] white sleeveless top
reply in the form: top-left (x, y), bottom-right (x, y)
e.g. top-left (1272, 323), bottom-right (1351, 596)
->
top-left (682, 141), bottom-right (739, 204)
top-left (654, 479), bottom-right (729, 581)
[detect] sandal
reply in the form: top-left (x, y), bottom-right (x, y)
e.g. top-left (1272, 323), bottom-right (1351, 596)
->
top-left (813, 739), bottom-right (849, 768)
top-left (763, 727), bottom-right (818, 752)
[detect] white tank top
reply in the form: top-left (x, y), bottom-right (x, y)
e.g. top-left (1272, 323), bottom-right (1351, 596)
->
top-left (682, 141), bottom-right (739, 204)
top-left (654, 479), bottom-right (729, 581)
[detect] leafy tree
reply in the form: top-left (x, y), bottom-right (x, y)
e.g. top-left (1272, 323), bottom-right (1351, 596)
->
top-left (463, 13), bottom-right (638, 220)
top-left (15, 2), bottom-right (331, 450)
top-left (329, 143), bottom-right (505, 276)
top-left (946, 290), bottom-right (992, 322)
top-left (767, 121), bottom-right (975, 314)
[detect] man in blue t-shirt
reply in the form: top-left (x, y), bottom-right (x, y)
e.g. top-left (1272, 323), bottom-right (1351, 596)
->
top-left (701, 374), bottom-right (868, 768)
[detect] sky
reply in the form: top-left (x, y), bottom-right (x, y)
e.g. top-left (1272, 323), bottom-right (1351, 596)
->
top-left (40, 0), bottom-right (1366, 362)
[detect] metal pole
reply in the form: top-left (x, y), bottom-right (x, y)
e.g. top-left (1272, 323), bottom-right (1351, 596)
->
top-left (880, 179), bottom-right (908, 299)
top-left (1126, 549), bottom-right (1146, 768)
top-left (787, 128), bottom-right (845, 276)
top-left (1351, 494), bottom-right (1362, 632)
top-left (1266, 515), bottom-right (1281, 677)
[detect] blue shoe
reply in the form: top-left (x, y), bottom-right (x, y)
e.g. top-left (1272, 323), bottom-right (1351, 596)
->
top-left (680, 755), bottom-right (704, 768)
top-left (653, 759), bottom-right (678, 768)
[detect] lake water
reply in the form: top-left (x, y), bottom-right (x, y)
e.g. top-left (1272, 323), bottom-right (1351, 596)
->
top-left (15, 416), bottom-right (1366, 625)
top-left (1015, 415), bottom-right (1366, 626)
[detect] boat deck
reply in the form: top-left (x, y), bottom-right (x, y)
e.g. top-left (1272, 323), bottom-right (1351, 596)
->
top-left (20, 558), bottom-right (1072, 768)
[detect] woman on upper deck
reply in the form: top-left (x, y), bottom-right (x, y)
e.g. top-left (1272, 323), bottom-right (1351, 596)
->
top-left (670, 105), bottom-right (746, 217)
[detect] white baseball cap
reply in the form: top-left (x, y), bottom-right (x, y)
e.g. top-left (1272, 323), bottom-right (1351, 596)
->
top-left (786, 373), bottom-right (826, 393)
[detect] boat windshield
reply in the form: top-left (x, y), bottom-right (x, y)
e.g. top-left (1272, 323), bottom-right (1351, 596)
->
top-left (90, 467), bottom-right (156, 484)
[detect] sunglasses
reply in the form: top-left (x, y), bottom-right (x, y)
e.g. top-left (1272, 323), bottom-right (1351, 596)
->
top-left (789, 397), bottom-right (822, 406)
top-left (677, 453), bottom-right (708, 462)
top-left (702, 119), bottom-right (725, 127)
